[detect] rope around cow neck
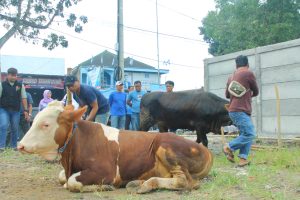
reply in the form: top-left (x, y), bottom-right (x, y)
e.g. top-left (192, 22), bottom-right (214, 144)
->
top-left (58, 124), bottom-right (77, 154)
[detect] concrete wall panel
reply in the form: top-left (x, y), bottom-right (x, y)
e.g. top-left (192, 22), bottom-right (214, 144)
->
top-left (261, 63), bottom-right (300, 84)
top-left (262, 116), bottom-right (300, 136)
top-left (208, 74), bottom-right (229, 90)
top-left (262, 81), bottom-right (300, 100)
top-left (262, 99), bottom-right (300, 116)
top-left (260, 46), bottom-right (300, 68)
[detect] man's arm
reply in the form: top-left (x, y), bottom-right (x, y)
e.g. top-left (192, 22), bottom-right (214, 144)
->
top-left (27, 93), bottom-right (34, 120)
top-left (86, 100), bottom-right (98, 121)
top-left (248, 73), bottom-right (259, 97)
top-left (0, 83), bottom-right (2, 98)
top-left (225, 79), bottom-right (230, 99)
top-left (126, 93), bottom-right (132, 107)
top-left (21, 85), bottom-right (29, 120)
top-left (28, 103), bottom-right (33, 116)
top-left (109, 93), bottom-right (113, 107)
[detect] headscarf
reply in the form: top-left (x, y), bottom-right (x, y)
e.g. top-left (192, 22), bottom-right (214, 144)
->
top-left (39, 90), bottom-right (54, 111)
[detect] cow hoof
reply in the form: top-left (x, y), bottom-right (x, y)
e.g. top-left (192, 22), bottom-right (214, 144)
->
top-left (58, 170), bottom-right (67, 185)
top-left (126, 180), bottom-right (145, 194)
top-left (136, 185), bottom-right (152, 194)
top-left (99, 185), bottom-right (115, 191)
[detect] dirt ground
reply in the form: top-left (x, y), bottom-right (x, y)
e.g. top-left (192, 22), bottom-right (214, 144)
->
top-left (1, 135), bottom-right (299, 200)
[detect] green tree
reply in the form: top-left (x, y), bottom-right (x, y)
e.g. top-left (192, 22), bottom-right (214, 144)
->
top-left (200, 0), bottom-right (300, 56)
top-left (0, 0), bottom-right (88, 50)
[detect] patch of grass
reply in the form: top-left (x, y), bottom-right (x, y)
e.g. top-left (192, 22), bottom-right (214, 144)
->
top-left (1, 146), bottom-right (300, 199)
top-left (199, 147), bottom-right (300, 200)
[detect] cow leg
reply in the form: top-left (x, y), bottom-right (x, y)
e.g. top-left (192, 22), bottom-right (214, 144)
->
top-left (67, 170), bottom-right (115, 193)
top-left (136, 166), bottom-right (188, 194)
top-left (58, 169), bottom-right (67, 185)
top-left (196, 130), bottom-right (208, 147)
top-left (126, 180), bottom-right (145, 193)
top-left (67, 172), bottom-right (83, 192)
top-left (157, 122), bottom-right (168, 132)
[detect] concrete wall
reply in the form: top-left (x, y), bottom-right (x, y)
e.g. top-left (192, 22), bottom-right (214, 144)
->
top-left (204, 38), bottom-right (300, 138)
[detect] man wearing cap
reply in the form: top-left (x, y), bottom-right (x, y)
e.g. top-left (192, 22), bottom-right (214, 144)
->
top-left (108, 81), bottom-right (127, 129)
top-left (127, 80), bottom-right (146, 131)
top-left (64, 75), bottom-right (110, 124)
top-left (0, 68), bottom-right (29, 151)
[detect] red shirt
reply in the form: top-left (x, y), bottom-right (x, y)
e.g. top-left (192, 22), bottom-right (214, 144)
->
top-left (225, 67), bottom-right (259, 115)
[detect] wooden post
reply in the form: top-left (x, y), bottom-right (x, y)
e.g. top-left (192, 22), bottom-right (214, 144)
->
top-left (66, 70), bottom-right (72, 106)
top-left (221, 127), bottom-right (225, 145)
top-left (67, 88), bottom-right (72, 105)
top-left (275, 84), bottom-right (282, 147)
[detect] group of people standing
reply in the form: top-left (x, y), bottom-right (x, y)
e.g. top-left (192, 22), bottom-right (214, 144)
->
top-left (65, 75), bottom-right (154, 131)
top-left (64, 75), bottom-right (175, 131)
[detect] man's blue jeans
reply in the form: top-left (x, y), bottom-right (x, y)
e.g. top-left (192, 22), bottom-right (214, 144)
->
top-left (228, 112), bottom-right (256, 159)
top-left (0, 108), bottom-right (20, 149)
top-left (95, 112), bottom-right (109, 125)
top-left (111, 115), bottom-right (126, 129)
top-left (131, 113), bottom-right (140, 131)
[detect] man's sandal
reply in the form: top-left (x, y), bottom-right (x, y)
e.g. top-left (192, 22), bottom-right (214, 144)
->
top-left (223, 146), bottom-right (235, 163)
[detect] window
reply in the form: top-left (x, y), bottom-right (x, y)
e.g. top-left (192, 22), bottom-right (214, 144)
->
top-left (81, 73), bottom-right (87, 84)
top-left (145, 73), bottom-right (149, 78)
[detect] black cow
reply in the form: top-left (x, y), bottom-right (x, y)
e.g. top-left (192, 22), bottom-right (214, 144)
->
top-left (140, 89), bottom-right (231, 147)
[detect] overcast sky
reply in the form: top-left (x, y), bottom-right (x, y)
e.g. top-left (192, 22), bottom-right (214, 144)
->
top-left (1, 0), bottom-right (216, 91)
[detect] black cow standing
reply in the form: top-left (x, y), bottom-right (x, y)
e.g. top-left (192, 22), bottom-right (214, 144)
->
top-left (139, 89), bottom-right (231, 147)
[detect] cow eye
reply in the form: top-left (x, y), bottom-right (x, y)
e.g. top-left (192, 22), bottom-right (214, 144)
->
top-left (41, 123), bottom-right (50, 128)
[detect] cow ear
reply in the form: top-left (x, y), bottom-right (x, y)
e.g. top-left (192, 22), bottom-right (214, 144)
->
top-left (70, 106), bottom-right (87, 122)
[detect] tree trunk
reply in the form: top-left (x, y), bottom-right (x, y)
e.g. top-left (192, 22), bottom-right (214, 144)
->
top-left (0, 26), bottom-right (18, 49)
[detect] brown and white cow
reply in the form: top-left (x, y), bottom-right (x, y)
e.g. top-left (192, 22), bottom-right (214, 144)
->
top-left (18, 101), bottom-right (213, 193)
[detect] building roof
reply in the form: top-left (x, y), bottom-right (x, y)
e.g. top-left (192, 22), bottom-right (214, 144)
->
top-left (1, 55), bottom-right (65, 76)
top-left (77, 50), bottom-right (157, 70)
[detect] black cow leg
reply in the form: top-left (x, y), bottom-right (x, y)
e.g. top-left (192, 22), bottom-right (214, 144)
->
top-left (196, 132), bottom-right (208, 147)
top-left (158, 122), bottom-right (168, 133)
top-left (201, 134), bottom-right (208, 147)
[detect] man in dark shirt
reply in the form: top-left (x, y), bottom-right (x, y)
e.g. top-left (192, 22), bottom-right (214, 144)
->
top-left (223, 55), bottom-right (259, 167)
top-left (0, 68), bottom-right (29, 151)
top-left (65, 75), bottom-right (109, 124)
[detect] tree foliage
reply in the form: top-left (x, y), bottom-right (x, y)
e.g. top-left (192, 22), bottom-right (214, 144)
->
top-left (200, 0), bottom-right (300, 56)
top-left (0, 0), bottom-right (88, 50)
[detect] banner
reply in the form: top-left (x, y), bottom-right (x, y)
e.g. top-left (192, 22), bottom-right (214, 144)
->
top-left (87, 67), bottom-right (101, 89)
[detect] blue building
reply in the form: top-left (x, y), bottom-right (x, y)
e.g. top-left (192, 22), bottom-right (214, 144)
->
top-left (70, 50), bottom-right (169, 96)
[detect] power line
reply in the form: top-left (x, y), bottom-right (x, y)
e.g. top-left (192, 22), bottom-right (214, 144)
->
top-left (48, 27), bottom-right (202, 69)
top-left (145, 0), bottom-right (202, 23)
top-left (61, 10), bottom-right (204, 43)
top-left (124, 25), bottom-right (206, 43)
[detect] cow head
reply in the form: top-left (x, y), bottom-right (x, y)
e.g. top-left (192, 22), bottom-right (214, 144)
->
top-left (18, 100), bottom-right (87, 161)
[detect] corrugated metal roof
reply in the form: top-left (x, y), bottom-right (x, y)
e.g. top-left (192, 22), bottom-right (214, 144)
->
top-left (1, 55), bottom-right (65, 76)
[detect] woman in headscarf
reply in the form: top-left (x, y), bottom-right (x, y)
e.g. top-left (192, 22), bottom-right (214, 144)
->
top-left (38, 90), bottom-right (54, 111)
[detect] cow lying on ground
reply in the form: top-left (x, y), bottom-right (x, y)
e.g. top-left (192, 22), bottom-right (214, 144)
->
top-left (140, 89), bottom-right (231, 147)
top-left (18, 101), bottom-right (213, 193)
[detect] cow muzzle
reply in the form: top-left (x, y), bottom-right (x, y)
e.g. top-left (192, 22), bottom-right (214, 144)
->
top-left (17, 144), bottom-right (33, 154)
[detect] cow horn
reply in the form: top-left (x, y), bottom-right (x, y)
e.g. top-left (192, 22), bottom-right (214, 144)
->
top-left (67, 88), bottom-right (72, 106)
